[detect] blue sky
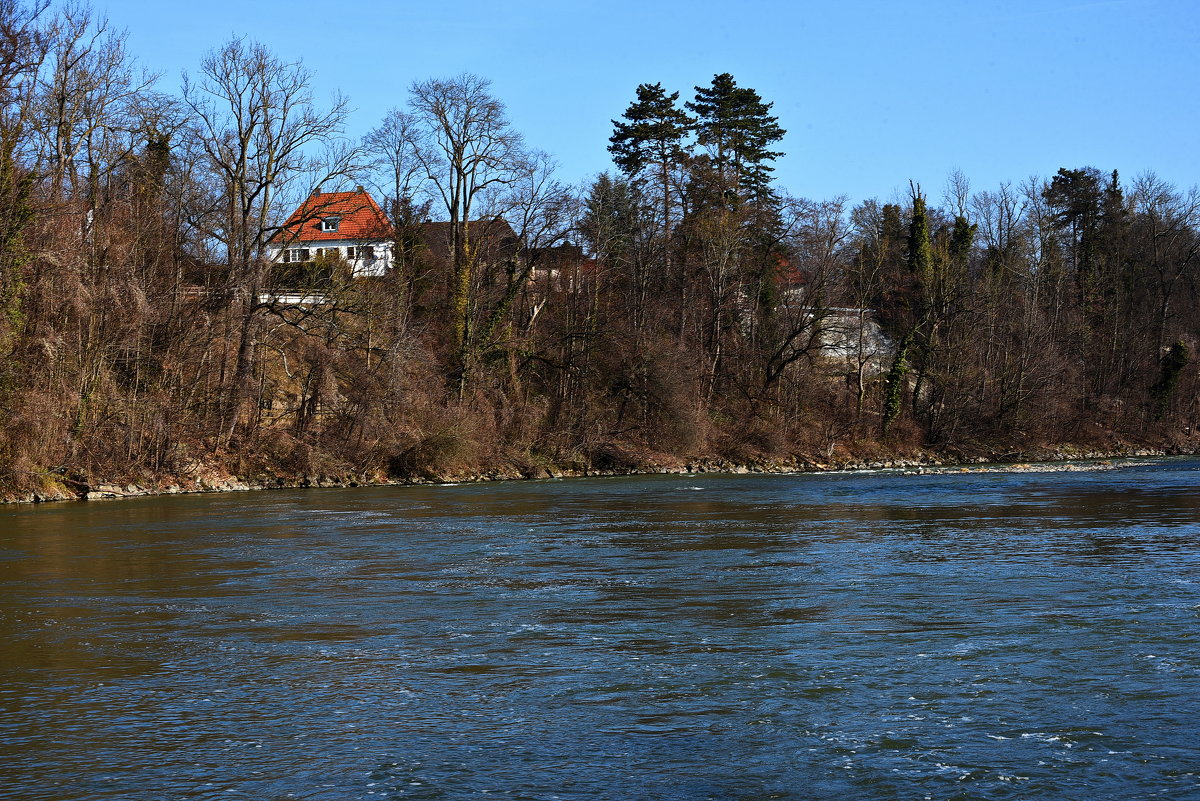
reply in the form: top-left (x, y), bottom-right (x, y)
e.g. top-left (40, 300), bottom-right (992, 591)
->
top-left (99, 0), bottom-right (1197, 205)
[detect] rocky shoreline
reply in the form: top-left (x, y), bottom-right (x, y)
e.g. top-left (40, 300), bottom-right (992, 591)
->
top-left (5, 443), bottom-right (1191, 506)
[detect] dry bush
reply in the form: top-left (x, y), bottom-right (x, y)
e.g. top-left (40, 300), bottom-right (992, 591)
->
top-left (713, 413), bottom-right (784, 463)
top-left (595, 335), bottom-right (709, 454)
top-left (387, 423), bottom-right (482, 480)
top-left (2, 388), bottom-right (75, 490)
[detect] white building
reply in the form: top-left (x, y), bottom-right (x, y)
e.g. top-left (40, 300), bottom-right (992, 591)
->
top-left (267, 187), bottom-right (394, 278)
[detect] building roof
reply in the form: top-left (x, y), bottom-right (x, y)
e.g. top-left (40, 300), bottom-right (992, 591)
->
top-left (271, 188), bottom-right (394, 244)
top-left (415, 217), bottom-right (520, 264)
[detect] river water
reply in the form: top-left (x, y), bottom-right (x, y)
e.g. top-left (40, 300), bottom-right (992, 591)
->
top-left (2, 461), bottom-right (1199, 800)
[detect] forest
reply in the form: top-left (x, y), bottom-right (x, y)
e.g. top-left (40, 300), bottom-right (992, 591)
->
top-left (2, 2), bottom-right (1198, 500)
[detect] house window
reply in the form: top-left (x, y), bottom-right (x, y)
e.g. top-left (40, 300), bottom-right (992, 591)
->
top-left (285, 248), bottom-right (309, 262)
top-left (321, 216), bottom-right (340, 232)
top-left (345, 246), bottom-right (356, 259)
top-left (360, 245), bottom-right (375, 260)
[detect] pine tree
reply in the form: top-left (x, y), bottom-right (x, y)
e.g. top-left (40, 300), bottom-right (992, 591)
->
top-left (1043, 166), bottom-right (1104, 286)
top-left (609, 83), bottom-right (692, 229)
top-left (609, 84), bottom-right (691, 175)
top-left (686, 73), bottom-right (785, 207)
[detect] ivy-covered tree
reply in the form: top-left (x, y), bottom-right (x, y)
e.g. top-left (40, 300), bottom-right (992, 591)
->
top-left (1151, 340), bottom-right (1190, 420)
top-left (907, 186), bottom-right (934, 286)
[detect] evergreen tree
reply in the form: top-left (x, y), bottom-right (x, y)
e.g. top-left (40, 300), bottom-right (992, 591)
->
top-left (580, 172), bottom-right (643, 267)
top-left (1096, 168), bottom-right (1130, 300)
top-left (1043, 166), bottom-right (1104, 285)
top-left (686, 73), bottom-right (785, 206)
top-left (608, 83), bottom-right (692, 239)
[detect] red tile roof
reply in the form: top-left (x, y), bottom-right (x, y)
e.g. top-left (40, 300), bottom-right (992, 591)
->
top-left (271, 188), bottom-right (394, 244)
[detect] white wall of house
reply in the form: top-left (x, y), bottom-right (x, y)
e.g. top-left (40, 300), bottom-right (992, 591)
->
top-left (817, 308), bottom-right (893, 364)
top-left (267, 240), bottom-right (391, 277)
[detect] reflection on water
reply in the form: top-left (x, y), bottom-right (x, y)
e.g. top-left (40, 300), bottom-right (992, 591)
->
top-left (2, 460), bottom-right (1200, 800)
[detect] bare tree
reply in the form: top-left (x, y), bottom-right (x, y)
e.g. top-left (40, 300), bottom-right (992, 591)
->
top-left (474, 148), bottom-right (573, 360)
top-left (1130, 172), bottom-right (1200, 351)
top-left (363, 107), bottom-right (424, 220)
top-left (844, 199), bottom-right (895, 416)
top-left (362, 107), bottom-right (429, 341)
top-left (33, 2), bottom-right (158, 202)
top-left (0, 0), bottom-right (48, 146)
top-left (182, 37), bottom-right (351, 443)
top-left (0, 0), bottom-right (46, 361)
top-left (761, 195), bottom-right (847, 391)
top-left (942, 167), bottom-right (971, 220)
top-left (407, 73), bottom-right (524, 390)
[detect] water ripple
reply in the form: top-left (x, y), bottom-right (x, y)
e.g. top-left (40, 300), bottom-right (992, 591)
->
top-left (2, 461), bottom-right (1199, 799)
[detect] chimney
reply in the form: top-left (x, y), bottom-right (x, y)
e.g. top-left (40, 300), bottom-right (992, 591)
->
top-left (356, 185), bottom-right (364, 192)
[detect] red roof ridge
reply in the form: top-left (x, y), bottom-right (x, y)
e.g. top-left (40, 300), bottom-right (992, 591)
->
top-left (271, 187), bottom-right (395, 244)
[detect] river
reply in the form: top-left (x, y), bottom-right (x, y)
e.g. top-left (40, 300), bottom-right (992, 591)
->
top-left (2, 460), bottom-right (1199, 800)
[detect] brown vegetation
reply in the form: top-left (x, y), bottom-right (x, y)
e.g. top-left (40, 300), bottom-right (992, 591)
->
top-left (1, 10), bottom-right (1197, 502)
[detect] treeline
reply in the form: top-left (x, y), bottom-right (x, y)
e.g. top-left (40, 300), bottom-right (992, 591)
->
top-left (1, 2), bottom-right (1197, 498)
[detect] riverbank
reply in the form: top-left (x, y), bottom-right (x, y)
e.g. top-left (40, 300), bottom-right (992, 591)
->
top-left (5, 438), bottom-right (1192, 506)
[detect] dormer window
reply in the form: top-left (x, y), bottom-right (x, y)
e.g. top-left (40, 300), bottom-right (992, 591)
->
top-left (321, 216), bottom-right (340, 232)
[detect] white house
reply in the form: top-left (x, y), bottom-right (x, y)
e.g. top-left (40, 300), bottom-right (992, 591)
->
top-left (267, 187), bottom-right (394, 277)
